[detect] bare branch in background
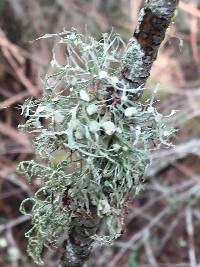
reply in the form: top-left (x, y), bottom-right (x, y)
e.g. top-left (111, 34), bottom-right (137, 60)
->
top-left (0, 29), bottom-right (40, 97)
top-left (0, 91), bottom-right (30, 110)
top-left (149, 139), bottom-right (200, 176)
top-left (0, 121), bottom-right (31, 147)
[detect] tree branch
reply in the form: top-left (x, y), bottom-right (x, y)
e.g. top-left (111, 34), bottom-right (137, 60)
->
top-left (122, 0), bottom-right (179, 90)
top-left (61, 1), bottom-right (179, 266)
top-left (61, 214), bottom-right (100, 267)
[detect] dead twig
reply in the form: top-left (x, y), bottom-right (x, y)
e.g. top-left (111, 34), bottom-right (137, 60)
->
top-left (0, 29), bottom-right (40, 97)
top-left (179, 2), bottom-right (200, 18)
top-left (0, 215), bottom-right (30, 233)
top-left (186, 208), bottom-right (197, 267)
top-left (0, 121), bottom-right (31, 147)
top-left (0, 91), bottom-right (30, 110)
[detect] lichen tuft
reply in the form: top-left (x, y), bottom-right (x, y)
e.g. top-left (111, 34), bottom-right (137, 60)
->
top-left (18, 29), bottom-right (174, 263)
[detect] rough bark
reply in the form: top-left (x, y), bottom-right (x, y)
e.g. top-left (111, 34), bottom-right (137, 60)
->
top-left (60, 211), bottom-right (100, 267)
top-left (61, 1), bottom-right (179, 266)
top-left (121, 0), bottom-right (179, 91)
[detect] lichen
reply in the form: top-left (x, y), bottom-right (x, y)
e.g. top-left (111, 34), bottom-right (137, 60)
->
top-left (18, 29), bottom-right (174, 264)
top-left (122, 37), bottom-right (145, 84)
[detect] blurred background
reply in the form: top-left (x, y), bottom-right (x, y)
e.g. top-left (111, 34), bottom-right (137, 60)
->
top-left (0, 0), bottom-right (200, 266)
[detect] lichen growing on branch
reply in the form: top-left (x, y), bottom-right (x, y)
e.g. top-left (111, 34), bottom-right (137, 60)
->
top-left (18, 29), bottom-right (174, 264)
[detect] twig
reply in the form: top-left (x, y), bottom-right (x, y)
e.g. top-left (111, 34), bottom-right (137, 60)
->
top-left (121, 0), bottom-right (179, 92)
top-left (0, 121), bottom-right (31, 147)
top-left (185, 208), bottom-right (197, 267)
top-left (179, 2), bottom-right (200, 18)
top-left (0, 215), bottom-right (30, 233)
top-left (2, 48), bottom-right (39, 97)
top-left (189, 16), bottom-right (199, 66)
top-left (0, 166), bottom-right (32, 194)
top-left (144, 230), bottom-right (159, 267)
top-left (0, 29), bottom-right (40, 97)
top-left (0, 91), bottom-right (30, 110)
top-left (148, 139), bottom-right (200, 176)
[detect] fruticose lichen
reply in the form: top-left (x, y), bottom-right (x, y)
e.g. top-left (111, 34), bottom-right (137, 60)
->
top-left (17, 29), bottom-right (174, 264)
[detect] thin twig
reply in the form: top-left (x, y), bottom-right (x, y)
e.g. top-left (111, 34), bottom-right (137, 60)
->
top-left (0, 91), bottom-right (30, 110)
top-left (0, 121), bottom-right (31, 147)
top-left (186, 208), bottom-right (197, 267)
top-left (0, 215), bottom-right (30, 233)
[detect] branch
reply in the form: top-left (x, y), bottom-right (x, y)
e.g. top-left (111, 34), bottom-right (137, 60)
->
top-left (121, 0), bottom-right (179, 91)
top-left (61, 1), bottom-right (179, 266)
top-left (61, 213), bottom-right (100, 267)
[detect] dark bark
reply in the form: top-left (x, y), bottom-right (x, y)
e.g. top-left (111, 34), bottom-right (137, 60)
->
top-left (60, 1), bottom-right (179, 266)
top-left (60, 213), bottom-right (100, 267)
top-left (121, 0), bottom-right (179, 91)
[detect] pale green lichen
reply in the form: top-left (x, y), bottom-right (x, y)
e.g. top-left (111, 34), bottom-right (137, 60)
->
top-left (122, 37), bottom-right (144, 82)
top-left (18, 29), bottom-right (174, 264)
